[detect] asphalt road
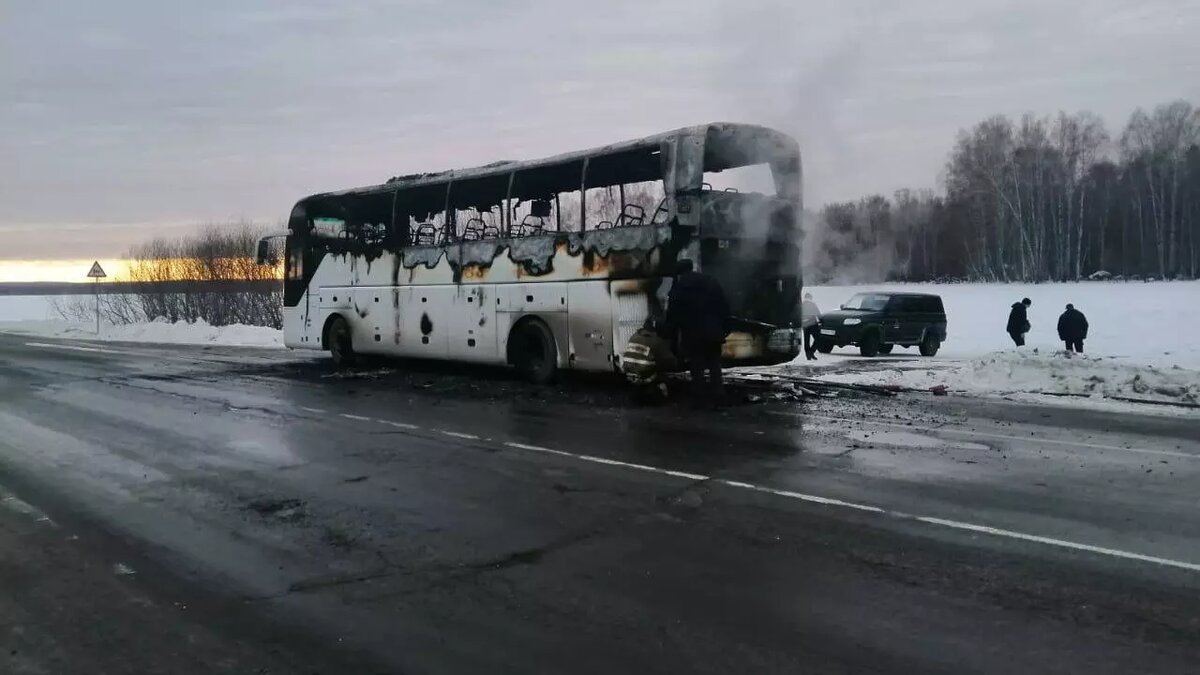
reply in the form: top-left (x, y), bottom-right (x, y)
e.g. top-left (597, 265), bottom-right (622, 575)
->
top-left (1, 332), bottom-right (1198, 674)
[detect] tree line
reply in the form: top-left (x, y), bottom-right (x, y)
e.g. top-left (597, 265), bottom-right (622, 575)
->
top-left (805, 100), bottom-right (1200, 283)
top-left (53, 224), bottom-right (283, 328)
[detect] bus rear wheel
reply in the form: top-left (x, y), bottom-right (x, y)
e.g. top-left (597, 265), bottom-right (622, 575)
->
top-left (510, 320), bottom-right (557, 384)
top-left (327, 316), bottom-right (357, 367)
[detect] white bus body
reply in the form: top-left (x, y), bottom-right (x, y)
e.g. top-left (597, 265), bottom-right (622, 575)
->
top-left (267, 123), bottom-right (804, 380)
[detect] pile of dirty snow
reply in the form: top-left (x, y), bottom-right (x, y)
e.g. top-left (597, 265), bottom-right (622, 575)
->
top-left (0, 317), bottom-right (282, 348)
top-left (815, 350), bottom-right (1200, 407)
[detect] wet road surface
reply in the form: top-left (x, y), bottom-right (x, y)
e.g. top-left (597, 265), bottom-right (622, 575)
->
top-left (1, 333), bottom-right (1199, 674)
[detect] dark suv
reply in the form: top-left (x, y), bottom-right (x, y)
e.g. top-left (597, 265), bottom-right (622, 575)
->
top-left (815, 292), bottom-right (947, 357)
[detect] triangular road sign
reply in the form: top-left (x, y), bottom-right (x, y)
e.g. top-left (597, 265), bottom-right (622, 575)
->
top-left (86, 260), bottom-right (107, 278)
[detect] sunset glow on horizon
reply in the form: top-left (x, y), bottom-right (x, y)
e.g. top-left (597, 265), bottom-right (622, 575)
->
top-left (0, 259), bottom-right (133, 283)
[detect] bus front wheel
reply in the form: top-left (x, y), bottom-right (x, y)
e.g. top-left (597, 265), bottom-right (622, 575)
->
top-left (326, 315), bottom-right (357, 367)
top-left (510, 320), bottom-right (557, 384)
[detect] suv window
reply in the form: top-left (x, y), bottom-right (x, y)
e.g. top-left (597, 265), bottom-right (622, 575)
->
top-left (917, 296), bottom-right (944, 313)
top-left (889, 296), bottom-right (922, 313)
top-left (844, 293), bottom-right (891, 311)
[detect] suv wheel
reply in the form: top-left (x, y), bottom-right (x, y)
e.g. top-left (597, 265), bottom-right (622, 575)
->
top-left (877, 343), bottom-right (894, 355)
top-left (919, 334), bottom-right (941, 357)
top-left (815, 339), bottom-right (834, 354)
top-left (859, 330), bottom-right (881, 357)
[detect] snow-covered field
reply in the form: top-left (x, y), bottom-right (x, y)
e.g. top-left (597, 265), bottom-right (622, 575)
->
top-left (802, 280), bottom-right (1200, 370)
top-left (0, 295), bottom-right (281, 347)
top-left (0, 294), bottom-right (71, 321)
top-left (790, 280), bottom-right (1200, 410)
top-left (3, 282), bottom-right (1199, 410)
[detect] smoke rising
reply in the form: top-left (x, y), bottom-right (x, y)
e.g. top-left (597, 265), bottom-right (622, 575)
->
top-left (709, 1), bottom-right (897, 283)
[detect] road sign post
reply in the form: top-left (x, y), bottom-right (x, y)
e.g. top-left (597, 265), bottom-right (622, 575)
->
top-left (86, 261), bottom-right (107, 334)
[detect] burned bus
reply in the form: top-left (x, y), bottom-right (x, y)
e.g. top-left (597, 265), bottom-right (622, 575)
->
top-left (258, 123), bottom-right (803, 381)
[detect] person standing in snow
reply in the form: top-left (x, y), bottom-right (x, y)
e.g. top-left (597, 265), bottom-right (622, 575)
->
top-left (800, 292), bottom-right (822, 361)
top-left (1006, 297), bottom-right (1032, 346)
top-left (1057, 303), bottom-right (1089, 353)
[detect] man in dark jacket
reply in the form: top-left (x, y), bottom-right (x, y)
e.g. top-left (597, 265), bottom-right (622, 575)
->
top-left (1006, 298), bottom-right (1032, 346)
top-left (666, 259), bottom-right (731, 406)
top-left (801, 292), bottom-right (822, 360)
top-left (1057, 303), bottom-right (1089, 353)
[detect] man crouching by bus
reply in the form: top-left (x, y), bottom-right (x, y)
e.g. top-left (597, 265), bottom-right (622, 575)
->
top-left (621, 319), bottom-right (678, 404)
top-left (666, 258), bottom-right (732, 409)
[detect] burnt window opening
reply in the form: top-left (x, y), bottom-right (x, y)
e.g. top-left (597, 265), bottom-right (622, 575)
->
top-left (448, 174), bottom-right (508, 242)
top-left (701, 163), bottom-right (776, 196)
top-left (508, 160), bottom-right (585, 238)
top-left (584, 185), bottom-right (621, 230)
top-left (397, 183), bottom-right (450, 247)
top-left (555, 190), bottom-right (583, 232)
top-left (508, 198), bottom-right (554, 237)
top-left (584, 180), bottom-right (665, 231)
top-left (701, 126), bottom-right (800, 200)
top-left (345, 191), bottom-right (394, 246)
top-left (582, 145), bottom-right (667, 231)
top-left (301, 191), bottom-right (394, 256)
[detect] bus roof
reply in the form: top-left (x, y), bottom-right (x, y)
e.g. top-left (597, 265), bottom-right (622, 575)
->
top-left (302, 122), bottom-right (799, 203)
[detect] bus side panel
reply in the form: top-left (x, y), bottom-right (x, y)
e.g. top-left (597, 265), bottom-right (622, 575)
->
top-left (567, 281), bottom-right (616, 371)
top-left (283, 299), bottom-right (320, 350)
top-left (401, 285), bottom-right (451, 359)
top-left (449, 284), bottom-right (499, 362)
top-left (499, 283), bottom-right (568, 313)
top-left (349, 286), bottom-right (390, 353)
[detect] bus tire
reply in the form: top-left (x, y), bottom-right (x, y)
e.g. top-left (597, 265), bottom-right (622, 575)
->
top-left (325, 315), bottom-right (357, 368)
top-left (509, 319), bottom-right (557, 384)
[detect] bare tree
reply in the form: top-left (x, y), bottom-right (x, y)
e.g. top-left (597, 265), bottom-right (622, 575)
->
top-left (55, 223), bottom-right (283, 328)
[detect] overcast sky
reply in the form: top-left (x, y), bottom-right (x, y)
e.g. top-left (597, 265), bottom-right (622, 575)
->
top-left (2, 0), bottom-right (1198, 262)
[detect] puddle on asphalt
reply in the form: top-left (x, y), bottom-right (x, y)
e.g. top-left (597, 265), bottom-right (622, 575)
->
top-left (844, 429), bottom-right (990, 452)
top-left (793, 421), bottom-right (991, 454)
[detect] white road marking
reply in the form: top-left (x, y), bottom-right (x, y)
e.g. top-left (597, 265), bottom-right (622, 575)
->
top-left (502, 441), bottom-right (1200, 573)
top-left (300, 406), bottom-right (326, 414)
top-left (719, 480), bottom-right (887, 513)
top-left (770, 411), bottom-right (1197, 460)
top-left (24, 341), bottom-right (124, 355)
top-left (339, 413), bottom-right (372, 422)
top-left (915, 517), bottom-right (1200, 573)
top-left (442, 431), bottom-right (480, 440)
top-left (381, 420), bottom-right (419, 430)
top-left (505, 442), bottom-right (710, 481)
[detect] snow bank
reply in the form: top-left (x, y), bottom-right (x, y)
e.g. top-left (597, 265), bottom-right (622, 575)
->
top-left (0, 317), bottom-right (282, 348)
top-left (816, 350), bottom-right (1200, 407)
